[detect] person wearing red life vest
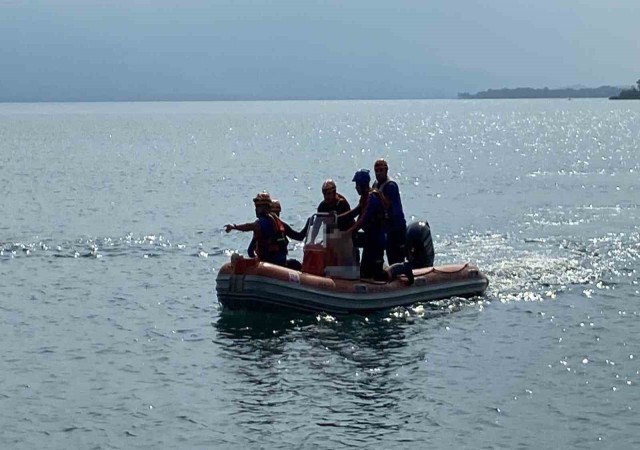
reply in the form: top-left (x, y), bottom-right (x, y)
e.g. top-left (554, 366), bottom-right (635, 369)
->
top-left (245, 198), bottom-right (306, 270)
top-left (224, 192), bottom-right (288, 266)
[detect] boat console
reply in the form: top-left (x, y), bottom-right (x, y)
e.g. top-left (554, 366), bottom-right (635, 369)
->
top-left (301, 213), bottom-right (360, 279)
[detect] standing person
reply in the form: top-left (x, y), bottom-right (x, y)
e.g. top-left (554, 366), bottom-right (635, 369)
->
top-left (372, 158), bottom-right (407, 265)
top-left (345, 169), bottom-right (388, 281)
top-left (317, 179), bottom-right (355, 231)
top-left (224, 192), bottom-right (288, 266)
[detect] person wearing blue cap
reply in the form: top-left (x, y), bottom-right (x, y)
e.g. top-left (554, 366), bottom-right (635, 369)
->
top-left (340, 169), bottom-right (389, 281)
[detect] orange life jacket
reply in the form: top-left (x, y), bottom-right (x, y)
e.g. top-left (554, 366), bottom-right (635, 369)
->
top-left (256, 213), bottom-right (289, 258)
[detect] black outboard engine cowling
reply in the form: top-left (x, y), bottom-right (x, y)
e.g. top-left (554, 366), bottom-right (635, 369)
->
top-left (406, 221), bottom-right (435, 269)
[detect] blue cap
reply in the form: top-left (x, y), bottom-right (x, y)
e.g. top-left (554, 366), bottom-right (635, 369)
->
top-left (352, 169), bottom-right (371, 185)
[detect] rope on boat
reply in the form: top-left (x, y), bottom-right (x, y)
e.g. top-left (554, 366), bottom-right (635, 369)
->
top-left (430, 262), bottom-right (470, 274)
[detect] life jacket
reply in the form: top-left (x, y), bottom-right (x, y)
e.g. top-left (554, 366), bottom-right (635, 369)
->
top-left (359, 189), bottom-right (389, 229)
top-left (373, 178), bottom-right (405, 228)
top-left (373, 178), bottom-right (391, 192)
top-left (375, 177), bottom-right (395, 204)
top-left (256, 213), bottom-right (289, 259)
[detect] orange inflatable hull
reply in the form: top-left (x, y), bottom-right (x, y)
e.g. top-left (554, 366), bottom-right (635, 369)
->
top-left (216, 256), bottom-right (489, 314)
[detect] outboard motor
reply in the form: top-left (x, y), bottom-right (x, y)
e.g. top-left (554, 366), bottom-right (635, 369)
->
top-left (406, 220), bottom-right (435, 268)
top-left (385, 220), bottom-right (434, 285)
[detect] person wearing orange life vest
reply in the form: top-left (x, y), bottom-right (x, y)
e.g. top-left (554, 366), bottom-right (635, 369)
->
top-left (372, 158), bottom-right (407, 265)
top-left (224, 192), bottom-right (289, 266)
top-left (246, 198), bottom-right (306, 269)
top-left (271, 199), bottom-right (308, 241)
top-left (339, 169), bottom-right (388, 281)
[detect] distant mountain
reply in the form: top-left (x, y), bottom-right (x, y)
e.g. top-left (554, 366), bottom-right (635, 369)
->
top-left (458, 86), bottom-right (623, 99)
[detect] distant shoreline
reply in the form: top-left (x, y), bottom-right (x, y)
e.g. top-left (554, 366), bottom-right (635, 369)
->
top-left (0, 96), bottom-right (619, 105)
top-left (1, 92), bottom-right (636, 104)
top-left (458, 86), bottom-right (623, 99)
top-left (608, 82), bottom-right (640, 100)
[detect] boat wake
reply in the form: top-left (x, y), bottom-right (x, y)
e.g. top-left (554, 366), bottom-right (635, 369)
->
top-left (438, 229), bottom-right (639, 304)
top-left (3, 228), bottom-right (637, 316)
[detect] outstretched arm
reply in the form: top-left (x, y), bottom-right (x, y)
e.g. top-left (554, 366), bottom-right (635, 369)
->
top-left (224, 221), bottom-right (259, 233)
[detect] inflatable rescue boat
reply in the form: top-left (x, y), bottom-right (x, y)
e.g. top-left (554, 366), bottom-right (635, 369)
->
top-left (216, 214), bottom-right (489, 315)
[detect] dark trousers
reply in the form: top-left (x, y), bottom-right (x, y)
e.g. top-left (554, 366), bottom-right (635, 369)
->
top-left (385, 225), bottom-right (407, 265)
top-left (361, 237), bottom-right (386, 281)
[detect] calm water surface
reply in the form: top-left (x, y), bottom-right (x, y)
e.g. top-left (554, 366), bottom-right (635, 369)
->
top-left (1, 100), bottom-right (639, 449)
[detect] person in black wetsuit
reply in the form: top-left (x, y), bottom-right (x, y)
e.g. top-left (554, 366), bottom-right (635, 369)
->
top-left (317, 179), bottom-right (355, 231)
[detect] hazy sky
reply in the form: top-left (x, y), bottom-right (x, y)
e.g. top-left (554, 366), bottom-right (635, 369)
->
top-left (1, 0), bottom-right (638, 101)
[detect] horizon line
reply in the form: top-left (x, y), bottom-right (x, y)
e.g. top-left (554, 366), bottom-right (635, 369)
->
top-left (0, 95), bottom-right (458, 104)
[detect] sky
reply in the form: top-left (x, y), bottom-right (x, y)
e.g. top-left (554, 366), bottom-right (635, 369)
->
top-left (1, 0), bottom-right (638, 101)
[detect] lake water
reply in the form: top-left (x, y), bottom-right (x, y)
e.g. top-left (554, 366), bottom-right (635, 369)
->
top-left (1, 99), bottom-right (639, 449)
